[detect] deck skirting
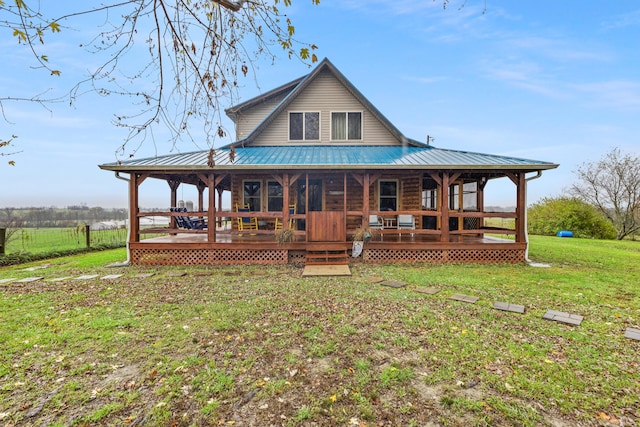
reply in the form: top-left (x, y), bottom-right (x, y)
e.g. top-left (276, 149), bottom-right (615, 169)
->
top-left (130, 245), bottom-right (525, 265)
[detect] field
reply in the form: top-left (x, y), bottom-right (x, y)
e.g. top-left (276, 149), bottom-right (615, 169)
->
top-left (3, 227), bottom-right (127, 255)
top-left (0, 236), bottom-right (638, 426)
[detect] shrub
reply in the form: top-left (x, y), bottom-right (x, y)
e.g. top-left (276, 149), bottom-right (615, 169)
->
top-left (528, 197), bottom-right (616, 239)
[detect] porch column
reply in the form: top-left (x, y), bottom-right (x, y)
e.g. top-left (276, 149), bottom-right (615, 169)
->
top-left (129, 174), bottom-right (141, 243)
top-left (441, 172), bottom-right (450, 242)
top-left (208, 173), bottom-right (216, 243)
top-left (283, 173), bottom-right (290, 227)
top-left (516, 173), bottom-right (526, 243)
top-left (168, 180), bottom-right (180, 229)
top-left (363, 172), bottom-right (370, 226)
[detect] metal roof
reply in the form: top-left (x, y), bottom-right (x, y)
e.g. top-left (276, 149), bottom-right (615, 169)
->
top-left (99, 145), bottom-right (558, 172)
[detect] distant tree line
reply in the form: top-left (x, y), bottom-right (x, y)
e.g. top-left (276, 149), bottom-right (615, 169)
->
top-left (0, 206), bottom-right (127, 229)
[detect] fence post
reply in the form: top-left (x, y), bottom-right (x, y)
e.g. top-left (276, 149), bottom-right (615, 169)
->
top-left (0, 228), bottom-right (5, 255)
top-left (85, 224), bottom-right (91, 248)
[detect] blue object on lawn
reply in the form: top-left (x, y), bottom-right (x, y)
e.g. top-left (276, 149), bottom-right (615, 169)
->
top-left (557, 230), bottom-right (573, 237)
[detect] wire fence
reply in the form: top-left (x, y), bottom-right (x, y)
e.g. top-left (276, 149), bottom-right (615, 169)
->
top-left (1, 226), bottom-right (128, 255)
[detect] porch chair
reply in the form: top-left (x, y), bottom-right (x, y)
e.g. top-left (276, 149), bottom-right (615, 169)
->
top-left (236, 203), bottom-right (258, 231)
top-left (368, 214), bottom-right (383, 230)
top-left (397, 214), bottom-right (415, 235)
top-left (171, 207), bottom-right (206, 230)
top-left (275, 204), bottom-right (296, 230)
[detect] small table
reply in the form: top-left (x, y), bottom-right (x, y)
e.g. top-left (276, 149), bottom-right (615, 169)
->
top-left (382, 217), bottom-right (397, 229)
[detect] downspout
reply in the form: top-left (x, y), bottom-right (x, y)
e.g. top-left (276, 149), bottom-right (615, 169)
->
top-left (114, 172), bottom-right (131, 266)
top-left (523, 171), bottom-right (542, 262)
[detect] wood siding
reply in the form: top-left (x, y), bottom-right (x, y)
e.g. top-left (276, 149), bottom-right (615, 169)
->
top-left (253, 70), bottom-right (400, 146)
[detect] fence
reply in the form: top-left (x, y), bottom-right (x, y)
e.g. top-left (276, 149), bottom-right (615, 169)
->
top-left (0, 226), bottom-right (128, 255)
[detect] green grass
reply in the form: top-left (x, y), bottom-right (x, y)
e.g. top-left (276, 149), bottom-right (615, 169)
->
top-left (0, 237), bottom-right (639, 426)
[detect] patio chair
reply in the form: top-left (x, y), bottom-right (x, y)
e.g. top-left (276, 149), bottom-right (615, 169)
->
top-left (236, 203), bottom-right (258, 231)
top-left (397, 214), bottom-right (415, 235)
top-left (275, 204), bottom-right (296, 230)
top-left (368, 214), bottom-right (383, 230)
top-left (172, 207), bottom-right (206, 230)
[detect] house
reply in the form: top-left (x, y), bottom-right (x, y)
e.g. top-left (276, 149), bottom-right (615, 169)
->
top-left (99, 58), bottom-right (558, 266)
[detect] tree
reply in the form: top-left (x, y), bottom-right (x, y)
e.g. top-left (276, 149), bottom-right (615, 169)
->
top-left (0, 0), bottom-right (319, 164)
top-left (527, 196), bottom-right (616, 239)
top-left (571, 148), bottom-right (640, 240)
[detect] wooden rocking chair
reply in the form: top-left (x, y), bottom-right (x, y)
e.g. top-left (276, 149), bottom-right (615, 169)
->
top-left (236, 203), bottom-right (258, 231)
top-left (275, 204), bottom-right (296, 230)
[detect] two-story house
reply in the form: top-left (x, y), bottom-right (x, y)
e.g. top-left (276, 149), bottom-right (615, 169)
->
top-left (99, 58), bottom-right (558, 266)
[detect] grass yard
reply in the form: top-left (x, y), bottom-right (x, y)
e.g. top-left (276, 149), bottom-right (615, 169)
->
top-left (0, 236), bottom-right (638, 426)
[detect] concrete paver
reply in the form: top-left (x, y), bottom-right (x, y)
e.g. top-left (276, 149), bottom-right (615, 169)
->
top-left (380, 280), bottom-right (407, 288)
top-left (542, 310), bottom-right (583, 326)
top-left (624, 327), bottom-right (640, 341)
top-left (16, 277), bottom-right (43, 283)
top-left (74, 274), bottom-right (99, 280)
top-left (415, 286), bottom-right (441, 295)
top-left (493, 301), bottom-right (526, 314)
top-left (449, 293), bottom-right (479, 304)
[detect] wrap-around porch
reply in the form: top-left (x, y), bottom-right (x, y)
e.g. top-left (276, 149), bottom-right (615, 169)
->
top-left (126, 169), bottom-right (529, 265)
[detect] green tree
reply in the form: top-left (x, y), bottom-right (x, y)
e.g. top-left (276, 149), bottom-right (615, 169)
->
top-left (0, 0), bottom-right (319, 164)
top-left (571, 148), bottom-right (640, 240)
top-left (528, 196), bottom-right (616, 239)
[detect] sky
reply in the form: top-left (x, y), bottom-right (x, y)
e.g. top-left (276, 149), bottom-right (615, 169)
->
top-left (1, 1), bottom-right (639, 209)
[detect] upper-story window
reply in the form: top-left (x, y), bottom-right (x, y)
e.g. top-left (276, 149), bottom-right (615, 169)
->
top-left (331, 112), bottom-right (362, 140)
top-left (289, 112), bottom-right (320, 141)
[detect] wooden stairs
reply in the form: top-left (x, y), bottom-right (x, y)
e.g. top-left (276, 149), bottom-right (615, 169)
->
top-left (305, 243), bottom-right (349, 266)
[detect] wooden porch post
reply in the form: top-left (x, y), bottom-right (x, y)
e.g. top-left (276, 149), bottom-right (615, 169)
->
top-left (168, 180), bottom-right (180, 229)
top-left (516, 172), bottom-right (527, 243)
top-left (129, 174), bottom-right (141, 243)
top-left (343, 172), bottom-right (348, 238)
top-left (363, 172), bottom-right (370, 226)
top-left (208, 173), bottom-right (216, 243)
top-left (441, 172), bottom-right (450, 242)
top-left (217, 188), bottom-right (223, 227)
top-left (283, 173), bottom-right (290, 227)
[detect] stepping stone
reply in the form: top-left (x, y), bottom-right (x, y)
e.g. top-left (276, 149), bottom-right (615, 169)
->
top-left (16, 277), bottom-right (43, 283)
top-left (22, 264), bottom-right (50, 271)
top-left (101, 274), bottom-right (123, 280)
top-left (135, 273), bottom-right (155, 278)
top-left (380, 280), bottom-right (407, 288)
top-left (493, 301), bottom-right (526, 314)
top-left (74, 274), bottom-right (99, 280)
top-left (415, 286), bottom-right (441, 295)
top-left (449, 293), bottom-right (479, 304)
top-left (365, 276), bottom-right (384, 284)
top-left (0, 278), bottom-right (17, 284)
top-left (624, 327), bottom-right (640, 341)
top-left (542, 310), bottom-right (583, 326)
top-left (166, 272), bottom-right (187, 277)
top-left (49, 277), bottom-right (71, 282)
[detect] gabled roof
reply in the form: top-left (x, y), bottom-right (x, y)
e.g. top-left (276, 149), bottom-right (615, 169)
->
top-left (222, 58), bottom-right (425, 148)
top-left (99, 145), bottom-right (558, 172)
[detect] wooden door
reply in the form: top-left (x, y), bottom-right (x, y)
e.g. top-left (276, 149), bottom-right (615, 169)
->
top-left (307, 211), bottom-right (346, 242)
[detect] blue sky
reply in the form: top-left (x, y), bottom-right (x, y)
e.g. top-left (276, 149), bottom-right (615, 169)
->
top-left (1, 1), bottom-right (639, 209)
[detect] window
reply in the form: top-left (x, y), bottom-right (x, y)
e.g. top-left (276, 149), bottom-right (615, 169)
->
top-left (243, 181), bottom-right (262, 211)
top-left (267, 181), bottom-right (283, 212)
top-left (379, 180), bottom-right (398, 211)
top-left (289, 112), bottom-right (320, 140)
top-left (331, 112), bottom-right (362, 140)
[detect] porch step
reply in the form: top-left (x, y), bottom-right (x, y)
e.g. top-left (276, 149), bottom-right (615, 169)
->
top-left (305, 248), bottom-right (349, 266)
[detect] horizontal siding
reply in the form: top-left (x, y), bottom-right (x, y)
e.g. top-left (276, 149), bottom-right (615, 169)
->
top-left (235, 92), bottom-right (289, 139)
top-left (254, 70), bottom-right (400, 146)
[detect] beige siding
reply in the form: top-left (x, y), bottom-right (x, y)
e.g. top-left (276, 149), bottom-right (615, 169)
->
top-left (253, 70), bottom-right (401, 146)
top-left (234, 92), bottom-right (289, 140)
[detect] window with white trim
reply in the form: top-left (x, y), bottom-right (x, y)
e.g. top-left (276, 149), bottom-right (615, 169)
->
top-left (331, 112), bottom-right (362, 140)
top-left (289, 112), bottom-right (320, 140)
top-left (267, 181), bottom-right (284, 212)
top-left (379, 180), bottom-right (398, 211)
top-left (243, 181), bottom-right (262, 211)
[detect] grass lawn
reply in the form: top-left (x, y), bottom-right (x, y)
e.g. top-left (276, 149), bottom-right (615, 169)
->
top-left (0, 236), bottom-right (638, 426)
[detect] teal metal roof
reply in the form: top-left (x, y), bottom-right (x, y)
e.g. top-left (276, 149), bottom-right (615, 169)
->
top-left (100, 145), bottom-right (558, 172)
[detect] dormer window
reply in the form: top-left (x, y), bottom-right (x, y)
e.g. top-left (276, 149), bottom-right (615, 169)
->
top-left (289, 112), bottom-right (320, 141)
top-left (331, 112), bottom-right (362, 141)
